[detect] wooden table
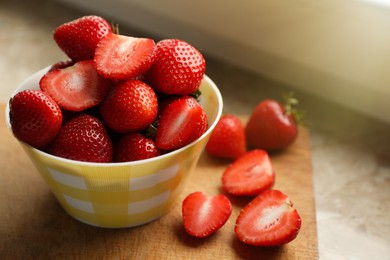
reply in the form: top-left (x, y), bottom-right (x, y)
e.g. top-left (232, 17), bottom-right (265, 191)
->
top-left (0, 104), bottom-right (318, 259)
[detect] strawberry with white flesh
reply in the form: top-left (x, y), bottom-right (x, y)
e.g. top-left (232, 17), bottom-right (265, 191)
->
top-left (182, 192), bottom-right (232, 238)
top-left (94, 33), bottom-right (156, 80)
top-left (235, 189), bottom-right (302, 246)
top-left (145, 39), bottom-right (206, 95)
top-left (9, 90), bottom-right (63, 149)
top-left (39, 60), bottom-right (111, 112)
top-left (222, 149), bottom-right (275, 196)
top-left (53, 15), bottom-right (112, 61)
top-left (155, 96), bottom-right (208, 151)
top-left (50, 114), bottom-right (113, 163)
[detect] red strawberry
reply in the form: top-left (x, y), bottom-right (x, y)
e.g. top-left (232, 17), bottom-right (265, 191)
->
top-left (182, 192), bottom-right (232, 238)
top-left (9, 90), bottom-right (62, 149)
top-left (145, 39), bottom-right (206, 95)
top-left (142, 95), bottom-right (180, 140)
top-left (94, 33), bottom-right (156, 80)
top-left (53, 15), bottom-right (112, 61)
top-left (49, 59), bottom-right (75, 72)
top-left (39, 60), bottom-right (112, 112)
top-left (50, 114), bottom-right (113, 163)
top-left (114, 133), bottom-right (160, 162)
top-left (99, 80), bottom-right (158, 133)
top-left (155, 96), bottom-right (208, 151)
top-left (221, 149), bottom-right (275, 196)
top-left (246, 94), bottom-right (302, 151)
top-left (235, 189), bottom-right (302, 246)
top-left (205, 114), bottom-right (246, 160)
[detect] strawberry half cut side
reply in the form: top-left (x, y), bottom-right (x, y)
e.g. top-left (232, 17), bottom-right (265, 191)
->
top-left (182, 192), bottom-right (232, 238)
top-left (39, 60), bottom-right (112, 112)
top-left (234, 189), bottom-right (302, 246)
top-left (222, 149), bottom-right (275, 196)
top-left (155, 96), bottom-right (208, 151)
top-left (94, 33), bottom-right (156, 80)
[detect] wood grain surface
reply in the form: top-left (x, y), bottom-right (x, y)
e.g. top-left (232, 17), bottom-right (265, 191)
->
top-left (0, 104), bottom-right (318, 259)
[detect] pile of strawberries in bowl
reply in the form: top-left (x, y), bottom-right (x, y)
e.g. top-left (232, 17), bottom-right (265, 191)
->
top-left (9, 15), bottom-right (209, 163)
top-left (8, 15), bottom-right (304, 246)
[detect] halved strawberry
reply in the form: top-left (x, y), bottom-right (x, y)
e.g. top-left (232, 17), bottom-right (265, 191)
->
top-left (221, 149), bottom-right (275, 196)
top-left (114, 133), bottom-right (160, 162)
top-left (49, 59), bottom-right (75, 72)
top-left (39, 60), bottom-right (112, 112)
top-left (155, 96), bottom-right (208, 151)
top-left (99, 79), bottom-right (158, 133)
top-left (182, 192), bottom-right (232, 238)
top-left (94, 33), bottom-right (156, 80)
top-left (205, 114), bottom-right (246, 160)
top-left (53, 15), bottom-right (112, 61)
top-left (235, 189), bottom-right (302, 246)
top-left (49, 114), bottom-right (113, 163)
top-left (9, 90), bottom-right (63, 149)
top-left (145, 39), bottom-right (206, 95)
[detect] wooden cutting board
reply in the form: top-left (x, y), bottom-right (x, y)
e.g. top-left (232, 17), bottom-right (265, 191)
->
top-left (0, 104), bottom-right (318, 259)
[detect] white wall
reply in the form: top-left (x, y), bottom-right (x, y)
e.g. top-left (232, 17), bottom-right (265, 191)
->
top-left (57, 0), bottom-right (390, 123)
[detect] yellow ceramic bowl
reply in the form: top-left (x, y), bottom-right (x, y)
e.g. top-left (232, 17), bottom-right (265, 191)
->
top-left (5, 67), bottom-right (223, 228)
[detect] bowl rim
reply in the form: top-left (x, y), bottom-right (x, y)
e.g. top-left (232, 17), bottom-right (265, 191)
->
top-left (5, 67), bottom-right (223, 167)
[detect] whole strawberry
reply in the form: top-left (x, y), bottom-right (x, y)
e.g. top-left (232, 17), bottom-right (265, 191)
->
top-left (145, 39), bottom-right (206, 95)
top-left (99, 80), bottom-right (158, 133)
top-left (155, 96), bottom-right (208, 151)
top-left (114, 133), bottom-right (160, 162)
top-left (53, 15), bottom-right (112, 61)
top-left (9, 90), bottom-right (63, 149)
top-left (50, 114), bottom-right (113, 163)
top-left (246, 94), bottom-right (302, 151)
top-left (205, 114), bottom-right (246, 160)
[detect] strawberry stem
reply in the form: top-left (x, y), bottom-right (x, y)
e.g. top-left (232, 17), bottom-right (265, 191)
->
top-left (189, 89), bottom-right (202, 102)
top-left (144, 120), bottom-right (159, 139)
top-left (111, 21), bottom-right (119, 34)
top-left (283, 91), bottom-right (305, 125)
